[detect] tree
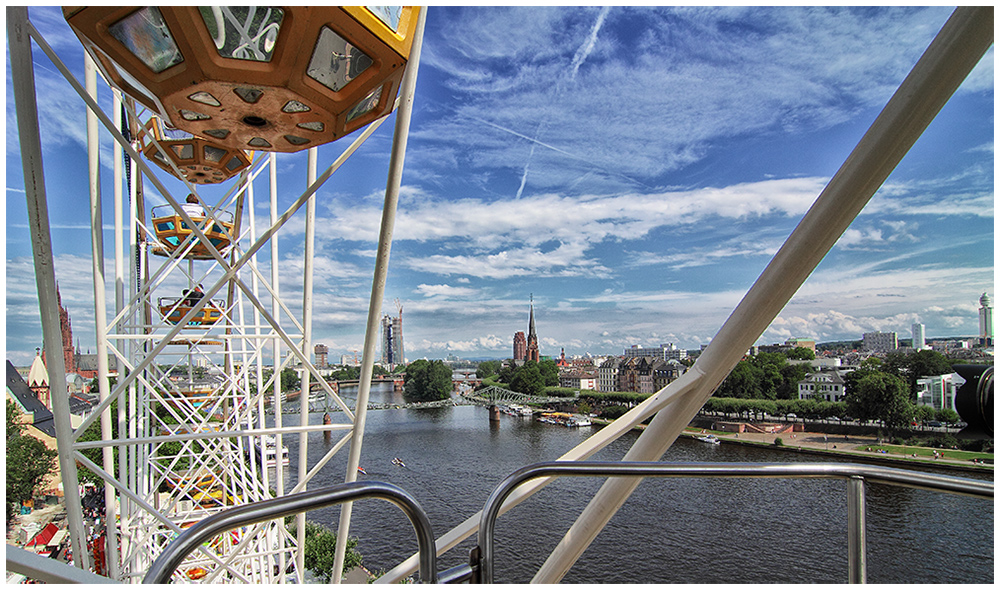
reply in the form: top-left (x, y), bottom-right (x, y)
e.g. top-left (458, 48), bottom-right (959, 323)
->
top-left (510, 362), bottom-right (545, 396)
top-left (716, 360), bottom-right (760, 398)
top-left (476, 360), bottom-right (502, 379)
top-left (785, 347), bottom-right (815, 360)
top-left (913, 404), bottom-right (935, 425)
top-left (538, 358), bottom-right (559, 386)
top-left (497, 362), bottom-right (518, 385)
top-left (845, 372), bottom-right (913, 436)
top-left (281, 368), bottom-right (301, 392)
top-left (777, 363), bottom-right (810, 399)
top-left (750, 352), bottom-right (786, 399)
top-left (936, 407), bottom-right (960, 423)
top-left (843, 366), bottom-right (880, 398)
top-left (6, 401), bottom-right (58, 520)
top-left (403, 360), bottom-right (452, 402)
top-left (293, 520), bottom-right (363, 582)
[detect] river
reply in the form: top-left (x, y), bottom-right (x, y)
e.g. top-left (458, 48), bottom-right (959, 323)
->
top-left (273, 384), bottom-right (993, 584)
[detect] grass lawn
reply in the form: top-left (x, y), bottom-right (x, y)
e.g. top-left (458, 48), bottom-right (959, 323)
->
top-left (862, 444), bottom-right (992, 463)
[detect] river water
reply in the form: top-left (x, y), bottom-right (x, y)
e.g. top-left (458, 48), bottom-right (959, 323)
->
top-left (274, 384), bottom-right (993, 584)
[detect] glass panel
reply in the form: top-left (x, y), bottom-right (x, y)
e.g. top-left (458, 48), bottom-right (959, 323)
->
top-left (233, 87), bottom-right (263, 104)
top-left (188, 91), bottom-right (221, 107)
top-left (307, 27), bottom-right (373, 92)
top-left (180, 109), bottom-right (211, 121)
top-left (199, 6), bottom-right (284, 62)
top-left (203, 129), bottom-right (230, 140)
top-left (346, 85), bottom-right (383, 122)
top-left (366, 6), bottom-right (403, 32)
top-left (108, 7), bottom-right (184, 73)
top-left (171, 144), bottom-right (194, 159)
top-left (297, 121), bottom-right (324, 132)
top-left (247, 137), bottom-right (272, 148)
top-left (225, 157), bottom-right (244, 172)
top-left (282, 100), bottom-right (311, 113)
top-left (162, 126), bottom-right (194, 140)
top-left (103, 49), bottom-right (161, 108)
top-left (203, 145), bottom-right (227, 163)
top-left (283, 135), bottom-right (310, 146)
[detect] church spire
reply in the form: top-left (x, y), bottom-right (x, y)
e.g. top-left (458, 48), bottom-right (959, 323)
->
top-left (526, 294), bottom-right (539, 362)
top-left (528, 294), bottom-right (536, 340)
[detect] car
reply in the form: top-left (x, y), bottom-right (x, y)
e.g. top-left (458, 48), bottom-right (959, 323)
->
top-left (786, 413), bottom-right (797, 419)
top-left (925, 421), bottom-right (943, 428)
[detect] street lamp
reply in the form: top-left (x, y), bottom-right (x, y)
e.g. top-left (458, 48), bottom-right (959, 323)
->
top-left (63, 6), bottom-right (422, 153)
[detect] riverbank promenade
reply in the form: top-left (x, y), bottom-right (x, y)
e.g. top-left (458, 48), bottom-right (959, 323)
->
top-left (588, 417), bottom-right (992, 474)
top-left (681, 426), bottom-right (992, 474)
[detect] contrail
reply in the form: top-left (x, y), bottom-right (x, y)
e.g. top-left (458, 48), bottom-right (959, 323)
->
top-left (517, 7), bottom-right (612, 198)
top-left (515, 122), bottom-right (542, 200)
top-left (466, 115), bottom-right (653, 191)
top-left (569, 6), bottom-right (610, 82)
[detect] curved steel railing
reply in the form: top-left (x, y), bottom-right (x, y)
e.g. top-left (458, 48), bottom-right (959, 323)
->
top-left (475, 461), bottom-right (994, 584)
top-left (143, 481), bottom-right (438, 584)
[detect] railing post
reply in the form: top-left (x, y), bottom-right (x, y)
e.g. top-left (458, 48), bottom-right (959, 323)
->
top-left (847, 476), bottom-right (867, 584)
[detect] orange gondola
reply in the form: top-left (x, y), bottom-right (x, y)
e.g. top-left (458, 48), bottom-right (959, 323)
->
top-left (151, 204), bottom-right (235, 260)
top-left (158, 296), bottom-right (225, 326)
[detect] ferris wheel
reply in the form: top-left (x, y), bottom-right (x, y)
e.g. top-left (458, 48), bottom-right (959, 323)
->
top-left (9, 6), bottom-right (425, 583)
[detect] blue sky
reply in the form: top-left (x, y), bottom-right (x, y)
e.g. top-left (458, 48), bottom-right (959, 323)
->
top-left (4, 6), bottom-right (995, 366)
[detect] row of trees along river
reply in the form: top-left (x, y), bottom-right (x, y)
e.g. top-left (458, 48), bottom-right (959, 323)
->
top-left (403, 348), bottom-right (991, 453)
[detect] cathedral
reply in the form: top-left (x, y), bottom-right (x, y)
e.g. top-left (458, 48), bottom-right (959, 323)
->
top-left (513, 297), bottom-right (540, 362)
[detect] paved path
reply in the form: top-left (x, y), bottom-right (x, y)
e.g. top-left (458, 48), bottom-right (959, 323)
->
top-left (686, 427), bottom-right (991, 472)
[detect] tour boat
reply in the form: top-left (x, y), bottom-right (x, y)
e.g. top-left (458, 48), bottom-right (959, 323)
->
top-left (697, 434), bottom-right (721, 445)
top-left (357, 467), bottom-right (367, 475)
top-left (254, 435), bottom-right (290, 468)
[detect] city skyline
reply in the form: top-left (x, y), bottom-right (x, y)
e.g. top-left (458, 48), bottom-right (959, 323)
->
top-left (5, 6), bottom-right (994, 366)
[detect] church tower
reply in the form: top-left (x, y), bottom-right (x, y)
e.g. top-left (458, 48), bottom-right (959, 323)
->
top-left (27, 349), bottom-right (51, 408)
top-left (526, 296), bottom-right (540, 362)
top-left (41, 284), bottom-right (77, 375)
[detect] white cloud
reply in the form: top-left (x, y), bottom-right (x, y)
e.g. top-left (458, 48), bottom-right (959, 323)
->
top-left (415, 284), bottom-right (479, 298)
top-left (415, 6), bottom-right (957, 192)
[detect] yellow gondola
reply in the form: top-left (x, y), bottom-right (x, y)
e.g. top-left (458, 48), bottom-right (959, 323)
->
top-left (158, 296), bottom-right (225, 326)
top-left (151, 204), bottom-right (235, 260)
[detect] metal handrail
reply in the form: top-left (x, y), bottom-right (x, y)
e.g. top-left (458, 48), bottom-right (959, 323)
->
top-left (142, 481), bottom-right (438, 583)
top-left (475, 461), bottom-right (994, 584)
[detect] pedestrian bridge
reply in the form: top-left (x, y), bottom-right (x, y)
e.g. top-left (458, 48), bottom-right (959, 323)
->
top-left (461, 385), bottom-right (570, 407)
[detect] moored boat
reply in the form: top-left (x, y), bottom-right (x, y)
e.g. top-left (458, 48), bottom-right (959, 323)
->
top-left (697, 434), bottom-right (721, 445)
top-left (253, 435), bottom-right (290, 467)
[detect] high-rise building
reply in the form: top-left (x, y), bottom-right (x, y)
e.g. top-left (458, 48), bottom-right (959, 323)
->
top-left (911, 323), bottom-right (926, 350)
top-left (979, 292), bottom-right (993, 346)
top-left (863, 331), bottom-right (898, 353)
top-left (314, 343), bottom-right (329, 367)
top-left (381, 312), bottom-right (404, 367)
top-left (513, 331), bottom-right (526, 361)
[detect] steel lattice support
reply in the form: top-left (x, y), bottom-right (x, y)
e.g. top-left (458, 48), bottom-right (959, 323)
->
top-left (9, 7), bottom-right (426, 583)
